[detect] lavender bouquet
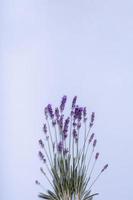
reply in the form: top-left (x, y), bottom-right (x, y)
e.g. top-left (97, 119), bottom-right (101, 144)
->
top-left (36, 96), bottom-right (108, 200)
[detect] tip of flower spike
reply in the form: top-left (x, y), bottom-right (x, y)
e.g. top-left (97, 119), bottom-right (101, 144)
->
top-left (89, 133), bottom-right (95, 143)
top-left (60, 95), bottom-right (67, 112)
top-left (35, 180), bottom-right (40, 185)
top-left (93, 139), bottom-right (97, 148)
top-left (47, 104), bottom-right (54, 119)
top-left (101, 164), bottom-right (108, 173)
top-left (72, 96), bottom-right (77, 109)
top-left (39, 139), bottom-right (44, 148)
top-left (95, 152), bottom-right (99, 160)
top-left (43, 124), bottom-right (47, 134)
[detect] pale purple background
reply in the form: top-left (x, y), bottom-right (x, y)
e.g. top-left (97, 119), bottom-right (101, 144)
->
top-left (1, 0), bottom-right (133, 200)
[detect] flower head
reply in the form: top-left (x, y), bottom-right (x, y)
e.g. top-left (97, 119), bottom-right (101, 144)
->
top-left (60, 95), bottom-right (67, 112)
top-left (72, 96), bottom-right (77, 109)
top-left (47, 104), bottom-right (54, 119)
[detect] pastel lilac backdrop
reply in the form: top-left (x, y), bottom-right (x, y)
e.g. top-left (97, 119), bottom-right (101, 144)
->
top-left (1, 0), bottom-right (133, 200)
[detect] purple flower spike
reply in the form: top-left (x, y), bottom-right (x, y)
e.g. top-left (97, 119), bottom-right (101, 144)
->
top-left (63, 148), bottom-right (69, 155)
top-left (55, 107), bottom-right (60, 120)
top-left (74, 106), bottom-right (83, 121)
top-left (73, 129), bottom-right (77, 138)
top-left (58, 114), bottom-right (64, 130)
top-left (95, 152), bottom-right (99, 160)
top-left (39, 139), bottom-right (44, 148)
top-left (101, 164), bottom-right (108, 172)
top-left (63, 117), bottom-right (70, 139)
top-left (93, 139), bottom-right (97, 148)
top-left (57, 141), bottom-right (64, 153)
top-left (44, 107), bottom-right (48, 119)
top-left (38, 151), bottom-right (44, 160)
top-left (89, 133), bottom-right (95, 143)
top-left (43, 124), bottom-right (47, 134)
top-left (90, 112), bottom-right (95, 127)
top-left (35, 180), bottom-right (40, 185)
top-left (60, 95), bottom-right (67, 112)
top-left (72, 96), bottom-right (77, 109)
top-left (47, 104), bottom-right (54, 119)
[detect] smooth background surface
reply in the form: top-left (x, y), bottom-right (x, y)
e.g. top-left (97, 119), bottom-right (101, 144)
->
top-left (1, 0), bottom-right (133, 200)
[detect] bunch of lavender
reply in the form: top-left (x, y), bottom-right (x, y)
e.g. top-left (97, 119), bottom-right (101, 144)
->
top-left (36, 96), bottom-right (108, 200)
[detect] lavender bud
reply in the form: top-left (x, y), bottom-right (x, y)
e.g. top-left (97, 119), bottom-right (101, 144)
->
top-left (39, 139), bottom-right (44, 148)
top-left (58, 114), bottom-right (64, 129)
top-left (35, 180), bottom-right (40, 185)
top-left (63, 148), bottom-right (69, 155)
top-left (75, 137), bottom-right (78, 143)
top-left (44, 107), bottom-right (48, 119)
top-left (52, 119), bottom-right (56, 126)
top-left (73, 129), bottom-right (77, 138)
top-left (83, 107), bottom-right (87, 117)
top-left (38, 151), bottom-right (44, 160)
top-left (89, 133), bottom-right (95, 143)
top-left (47, 104), bottom-right (54, 119)
top-left (72, 96), bottom-right (77, 109)
top-left (57, 141), bottom-right (63, 153)
top-left (60, 95), bottom-right (67, 112)
top-left (55, 107), bottom-right (60, 120)
top-left (77, 122), bottom-right (81, 129)
top-left (95, 152), bottom-right (99, 160)
top-left (93, 139), bottom-right (97, 148)
top-left (101, 164), bottom-right (108, 172)
top-left (43, 124), bottom-right (47, 134)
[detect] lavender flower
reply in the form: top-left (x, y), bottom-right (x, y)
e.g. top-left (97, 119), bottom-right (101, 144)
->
top-left (55, 107), bottom-right (60, 120)
top-left (73, 129), bottom-right (77, 138)
top-left (44, 107), bottom-right (48, 119)
top-left (39, 139), bottom-right (44, 148)
top-left (93, 139), bottom-right (97, 148)
top-left (43, 124), bottom-right (47, 134)
top-left (57, 141), bottom-right (63, 153)
top-left (63, 117), bottom-right (70, 139)
top-left (74, 106), bottom-right (83, 121)
top-left (60, 95), bottom-right (67, 112)
top-left (89, 133), bottom-right (95, 143)
top-left (47, 104), bottom-right (54, 119)
top-left (72, 96), bottom-right (77, 109)
top-left (95, 152), bottom-right (99, 160)
top-left (63, 148), bottom-right (69, 155)
top-left (58, 114), bottom-right (64, 130)
top-left (90, 112), bottom-right (95, 127)
top-left (101, 164), bottom-right (108, 172)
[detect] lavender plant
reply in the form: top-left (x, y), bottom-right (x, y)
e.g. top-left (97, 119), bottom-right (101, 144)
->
top-left (36, 96), bottom-right (108, 200)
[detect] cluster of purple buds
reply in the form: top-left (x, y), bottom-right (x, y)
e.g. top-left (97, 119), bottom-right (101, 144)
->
top-left (83, 107), bottom-right (87, 122)
top-left (72, 96), bottom-right (77, 109)
top-left (63, 148), bottom-right (69, 155)
top-left (101, 164), bottom-right (108, 173)
top-left (38, 151), bottom-right (46, 163)
top-left (77, 122), bottom-right (81, 129)
top-left (52, 119), bottom-right (56, 126)
top-left (93, 139), bottom-right (97, 148)
top-left (60, 95), bottom-right (67, 112)
top-left (89, 133), bottom-right (95, 144)
top-left (63, 117), bottom-right (70, 139)
top-left (58, 114), bottom-right (64, 130)
top-left (44, 107), bottom-right (48, 119)
top-left (95, 152), bottom-right (99, 160)
top-left (73, 129), bottom-right (77, 138)
top-left (55, 107), bottom-right (60, 120)
top-left (57, 141), bottom-right (64, 153)
top-left (47, 104), bottom-right (54, 119)
top-left (74, 106), bottom-right (83, 121)
top-left (90, 112), bottom-right (95, 127)
top-left (39, 139), bottom-right (44, 148)
top-left (35, 180), bottom-right (40, 185)
top-left (43, 124), bottom-right (47, 134)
